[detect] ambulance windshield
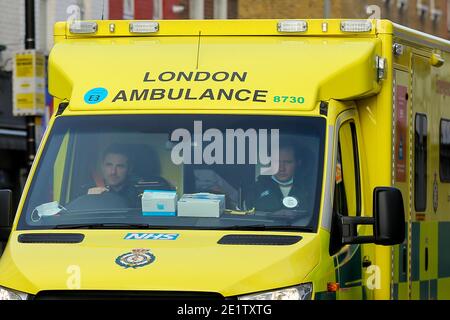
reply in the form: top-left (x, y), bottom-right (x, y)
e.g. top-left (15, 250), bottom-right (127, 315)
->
top-left (18, 114), bottom-right (325, 232)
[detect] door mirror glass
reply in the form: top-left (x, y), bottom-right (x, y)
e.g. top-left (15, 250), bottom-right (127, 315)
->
top-left (373, 187), bottom-right (405, 245)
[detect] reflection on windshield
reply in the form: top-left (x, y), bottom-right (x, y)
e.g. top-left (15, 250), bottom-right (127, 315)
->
top-left (19, 115), bottom-right (325, 232)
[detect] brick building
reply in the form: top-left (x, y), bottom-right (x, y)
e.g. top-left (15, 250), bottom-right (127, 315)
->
top-left (237, 0), bottom-right (450, 40)
top-left (103, 0), bottom-right (450, 39)
top-left (2, 1), bottom-right (448, 67)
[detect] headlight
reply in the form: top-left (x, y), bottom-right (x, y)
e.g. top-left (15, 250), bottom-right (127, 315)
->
top-left (238, 283), bottom-right (313, 300)
top-left (0, 286), bottom-right (28, 300)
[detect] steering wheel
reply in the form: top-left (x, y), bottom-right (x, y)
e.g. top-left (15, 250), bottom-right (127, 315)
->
top-left (271, 209), bottom-right (310, 222)
top-left (66, 191), bottom-right (129, 211)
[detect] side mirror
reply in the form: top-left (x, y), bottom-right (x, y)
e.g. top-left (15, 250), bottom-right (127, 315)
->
top-left (373, 187), bottom-right (405, 245)
top-left (0, 190), bottom-right (12, 243)
top-left (339, 187), bottom-right (405, 246)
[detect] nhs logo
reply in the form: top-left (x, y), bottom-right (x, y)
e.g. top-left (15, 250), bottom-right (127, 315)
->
top-left (124, 233), bottom-right (180, 240)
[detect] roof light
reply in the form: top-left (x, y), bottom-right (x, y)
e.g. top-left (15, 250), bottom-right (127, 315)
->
top-left (129, 22), bottom-right (159, 34)
top-left (277, 20), bottom-right (308, 33)
top-left (69, 21), bottom-right (97, 34)
top-left (340, 20), bottom-right (372, 33)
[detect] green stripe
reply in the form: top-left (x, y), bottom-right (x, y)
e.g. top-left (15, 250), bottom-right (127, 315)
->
top-left (315, 291), bottom-right (336, 300)
top-left (430, 279), bottom-right (437, 300)
top-left (336, 244), bottom-right (362, 288)
top-left (343, 280), bottom-right (362, 288)
top-left (420, 281), bottom-right (429, 299)
top-left (419, 279), bottom-right (439, 300)
top-left (399, 244), bottom-right (408, 282)
top-left (438, 222), bottom-right (450, 278)
top-left (392, 283), bottom-right (399, 300)
top-left (411, 223), bottom-right (420, 281)
top-left (399, 222), bottom-right (408, 283)
top-left (398, 223), bottom-right (408, 282)
top-left (334, 256), bottom-right (339, 285)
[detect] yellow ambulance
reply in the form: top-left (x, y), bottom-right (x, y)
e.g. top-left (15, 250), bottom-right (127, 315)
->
top-left (0, 19), bottom-right (448, 300)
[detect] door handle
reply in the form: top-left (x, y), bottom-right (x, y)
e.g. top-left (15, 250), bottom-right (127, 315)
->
top-left (362, 256), bottom-right (372, 268)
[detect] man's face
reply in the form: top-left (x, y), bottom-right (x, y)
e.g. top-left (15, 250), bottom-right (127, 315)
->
top-left (274, 148), bottom-right (297, 182)
top-left (101, 153), bottom-right (129, 188)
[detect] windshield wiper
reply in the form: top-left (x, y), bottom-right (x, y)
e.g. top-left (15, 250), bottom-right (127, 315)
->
top-left (54, 223), bottom-right (172, 230)
top-left (210, 225), bottom-right (313, 232)
top-left (53, 223), bottom-right (312, 232)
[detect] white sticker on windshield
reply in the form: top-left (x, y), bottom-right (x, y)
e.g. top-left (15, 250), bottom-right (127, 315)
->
top-left (282, 196), bottom-right (298, 209)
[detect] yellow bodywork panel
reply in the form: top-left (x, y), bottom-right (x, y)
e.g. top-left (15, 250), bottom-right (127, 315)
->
top-left (49, 35), bottom-right (381, 112)
top-left (0, 230), bottom-right (320, 296)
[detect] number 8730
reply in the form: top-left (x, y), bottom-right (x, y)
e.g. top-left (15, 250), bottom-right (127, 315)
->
top-left (273, 96), bottom-right (305, 104)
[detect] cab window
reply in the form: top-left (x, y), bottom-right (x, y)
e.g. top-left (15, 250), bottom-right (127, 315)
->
top-left (334, 120), bottom-right (361, 217)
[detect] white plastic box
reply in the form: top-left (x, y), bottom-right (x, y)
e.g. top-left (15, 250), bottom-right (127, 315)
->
top-left (177, 193), bottom-right (225, 218)
top-left (142, 190), bottom-right (177, 216)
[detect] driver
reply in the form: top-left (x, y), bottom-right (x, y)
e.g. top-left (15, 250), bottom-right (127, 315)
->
top-left (87, 144), bottom-right (139, 207)
top-left (245, 142), bottom-right (311, 213)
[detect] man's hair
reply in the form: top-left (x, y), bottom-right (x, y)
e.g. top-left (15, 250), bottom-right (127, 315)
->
top-left (278, 140), bottom-right (300, 162)
top-left (102, 144), bottom-right (130, 163)
top-left (278, 139), bottom-right (313, 170)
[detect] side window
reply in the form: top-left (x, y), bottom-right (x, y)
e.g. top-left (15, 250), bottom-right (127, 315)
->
top-left (334, 120), bottom-right (361, 217)
top-left (414, 113), bottom-right (427, 212)
top-left (330, 119), bottom-right (361, 255)
top-left (53, 132), bottom-right (70, 203)
top-left (334, 143), bottom-right (348, 216)
top-left (440, 119), bottom-right (450, 182)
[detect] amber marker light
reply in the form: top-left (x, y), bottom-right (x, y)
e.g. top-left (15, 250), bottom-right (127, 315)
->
top-left (327, 282), bottom-right (340, 292)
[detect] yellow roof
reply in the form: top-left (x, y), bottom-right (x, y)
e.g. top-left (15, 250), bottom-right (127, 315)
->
top-left (49, 19), bottom-right (383, 112)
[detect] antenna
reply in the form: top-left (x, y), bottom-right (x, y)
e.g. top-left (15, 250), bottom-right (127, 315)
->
top-left (101, 0), bottom-right (105, 20)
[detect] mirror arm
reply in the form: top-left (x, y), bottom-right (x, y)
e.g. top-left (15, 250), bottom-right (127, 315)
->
top-left (340, 215), bottom-right (375, 245)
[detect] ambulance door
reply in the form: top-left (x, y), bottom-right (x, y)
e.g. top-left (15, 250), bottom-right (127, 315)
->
top-left (411, 53), bottom-right (436, 300)
top-left (331, 107), bottom-right (368, 300)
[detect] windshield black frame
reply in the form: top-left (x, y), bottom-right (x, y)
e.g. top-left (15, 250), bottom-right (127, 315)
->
top-left (17, 114), bottom-right (326, 232)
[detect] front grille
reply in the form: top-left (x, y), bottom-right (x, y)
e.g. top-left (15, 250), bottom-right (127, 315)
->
top-left (218, 234), bottom-right (302, 245)
top-left (18, 233), bottom-right (85, 243)
top-left (33, 290), bottom-right (226, 300)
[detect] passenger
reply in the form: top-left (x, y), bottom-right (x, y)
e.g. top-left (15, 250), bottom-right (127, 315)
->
top-left (245, 143), bottom-right (311, 214)
top-left (87, 144), bottom-right (139, 207)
